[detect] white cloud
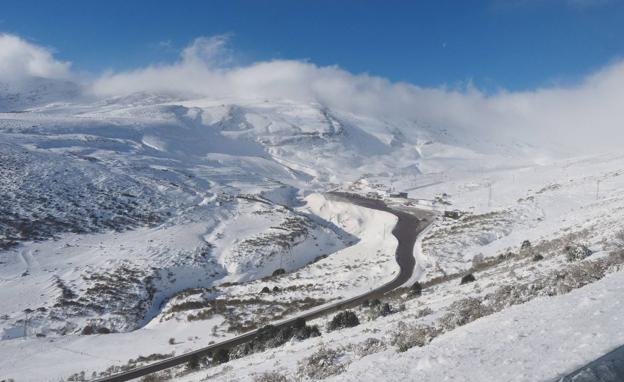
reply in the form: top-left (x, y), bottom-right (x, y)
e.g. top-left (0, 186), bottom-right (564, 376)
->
top-left (3, 33), bottom-right (623, 153)
top-left (0, 34), bottom-right (71, 83)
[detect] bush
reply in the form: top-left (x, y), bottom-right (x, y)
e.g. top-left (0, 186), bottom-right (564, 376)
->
top-left (565, 244), bottom-right (593, 262)
top-left (439, 297), bottom-right (492, 330)
top-left (352, 337), bottom-right (386, 357)
top-left (327, 310), bottom-right (359, 331)
top-left (532, 254), bottom-right (544, 262)
top-left (186, 354), bottom-right (201, 370)
top-left (168, 337), bottom-right (175, 345)
top-left (391, 321), bottom-right (439, 352)
top-left (297, 347), bottom-right (346, 379)
top-left (272, 268), bottom-right (286, 277)
top-left (254, 372), bottom-right (289, 382)
top-left (212, 348), bottom-right (229, 365)
top-left (140, 372), bottom-right (170, 382)
top-left (260, 286), bottom-right (271, 294)
top-left (81, 325), bottom-right (95, 335)
top-left (521, 240), bottom-right (532, 250)
top-left (410, 282), bottom-right (423, 296)
top-left (231, 321), bottom-right (320, 359)
top-left (555, 261), bottom-right (605, 294)
top-left (460, 273), bottom-right (476, 285)
top-left (380, 303), bottom-right (392, 317)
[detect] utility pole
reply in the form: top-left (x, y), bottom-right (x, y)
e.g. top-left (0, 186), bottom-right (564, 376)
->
top-left (487, 182), bottom-right (492, 208)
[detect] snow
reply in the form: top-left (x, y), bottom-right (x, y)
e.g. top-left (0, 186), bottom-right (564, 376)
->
top-left (1, 90), bottom-right (624, 381)
top-left (337, 270), bottom-right (624, 382)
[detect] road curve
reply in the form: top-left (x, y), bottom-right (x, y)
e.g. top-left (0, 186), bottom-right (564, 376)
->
top-left (92, 192), bottom-right (433, 382)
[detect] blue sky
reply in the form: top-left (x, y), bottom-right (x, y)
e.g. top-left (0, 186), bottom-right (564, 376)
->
top-left (1, 0), bottom-right (623, 91)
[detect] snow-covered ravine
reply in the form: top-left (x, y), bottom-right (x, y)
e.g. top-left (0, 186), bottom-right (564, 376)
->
top-left (0, 194), bottom-right (399, 382)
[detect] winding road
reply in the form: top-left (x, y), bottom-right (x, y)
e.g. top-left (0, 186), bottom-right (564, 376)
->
top-left (92, 192), bottom-right (433, 381)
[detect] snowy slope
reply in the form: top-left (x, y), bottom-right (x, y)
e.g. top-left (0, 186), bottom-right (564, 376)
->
top-left (2, 87), bottom-right (621, 381)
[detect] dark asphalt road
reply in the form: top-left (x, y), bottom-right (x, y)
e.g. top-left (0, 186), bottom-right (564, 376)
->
top-left (92, 192), bottom-right (432, 382)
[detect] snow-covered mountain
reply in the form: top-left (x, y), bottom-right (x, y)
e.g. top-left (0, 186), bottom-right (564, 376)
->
top-left (3, 86), bottom-right (622, 382)
top-left (0, 77), bottom-right (81, 112)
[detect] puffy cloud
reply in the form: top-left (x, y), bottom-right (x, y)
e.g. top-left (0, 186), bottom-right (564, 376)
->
top-left (0, 34), bottom-right (71, 83)
top-left (91, 36), bottom-right (624, 152)
top-left (5, 33), bottom-right (624, 153)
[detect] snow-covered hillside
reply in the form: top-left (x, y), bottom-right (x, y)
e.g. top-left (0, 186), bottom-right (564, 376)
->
top-left (1, 85), bottom-right (623, 382)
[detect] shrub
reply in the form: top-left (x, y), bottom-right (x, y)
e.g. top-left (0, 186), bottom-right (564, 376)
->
top-left (327, 310), bottom-right (359, 331)
top-left (532, 254), bottom-right (544, 262)
top-left (186, 354), bottom-right (201, 370)
top-left (272, 268), bottom-right (286, 277)
top-left (352, 337), bottom-right (386, 357)
top-left (414, 307), bottom-right (433, 318)
top-left (555, 261), bottom-right (605, 294)
top-left (81, 325), bottom-right (95, 335)
top-left (439, 297), bottom-right (492, 330)
top-left (410, 282), bottom-right (423, 296)
top-left (297, 347), bottom-right (346, 379)
top-left (212, 348), bottom-right (229, 365)
top-left (391, 321), bottom-right (439, 352)
top-left (260, 286), bottom-right (271, 294)
top-left (614, 230), bottom-right (624, 247)
top-left (380, 303), bottom-right (392, 317)
top-left (140, 372), bottom-right (170, 382)
top-left (168, 337), bottom-right (175, 345)
top-left (472, 253), bottom-right (485, 268)
top-left (254, 372), bottom-right (289, 382)
top-left (521, 240), bottom-right (532, 250)
top-left (565, 244), bottom-right (593, 262)
top-left (460, 273), bottom-right (476, 285)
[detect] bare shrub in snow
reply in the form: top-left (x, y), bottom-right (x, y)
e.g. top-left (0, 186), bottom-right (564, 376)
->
top-left (352, 337), bottom-right (386, 357)
top-left (140, 372), bottom-right (170, 382)
top-left (414, 306), bottom-right (433, 318)
top-left (297, 347), bottom-right (347, 379)
top-left (472, 253), bottom-right (485, 268)
top-left (439, 297), bottom-right (492, 331)
top-left (606, 250), bottom-right (624, 272)
top-left (368, 302), bottom-right (394, 320)
top-left (254, 371), bottom-right (289, 382)
top-left (564, 243), bottom-right (593, 262)
top-left (614, 230), bottom-right (624, 247)
top-left (486, 284), bottom-right (536, 311)
top-left (554, 261), bottom-right (605, 294)
top-left (390, 321), bottom-right (439, 352)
